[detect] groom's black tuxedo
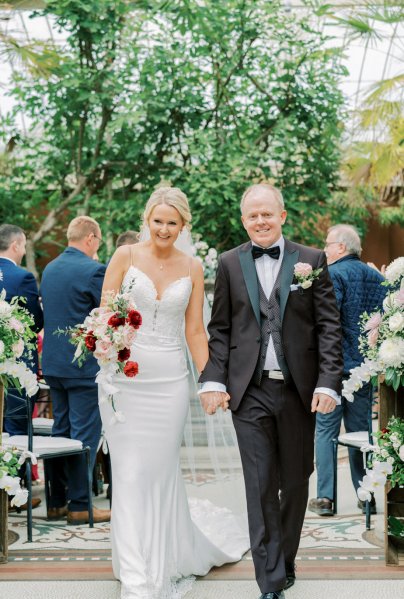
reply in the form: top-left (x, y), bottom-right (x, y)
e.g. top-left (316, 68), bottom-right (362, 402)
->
top-left (200, 238), bottom-right (343, 593)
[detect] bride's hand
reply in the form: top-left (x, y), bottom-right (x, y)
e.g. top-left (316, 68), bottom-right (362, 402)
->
top-left (220, 393), bottom-right (230, 412)
top-left (199, 391), bottom-right (229, 415)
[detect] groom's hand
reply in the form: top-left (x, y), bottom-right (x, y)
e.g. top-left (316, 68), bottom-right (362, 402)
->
top-left (311, 392), bottom-right (337, 414)
top-left (199, 391), bottom-right (229, 415)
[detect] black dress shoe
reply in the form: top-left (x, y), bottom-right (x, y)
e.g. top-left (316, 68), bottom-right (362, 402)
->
top-left (284, 575), bottom-right (295, 590)
top-left (285, 561), bottom-right (296, 589)
top-left (260, 592), bottom-right (285, 599)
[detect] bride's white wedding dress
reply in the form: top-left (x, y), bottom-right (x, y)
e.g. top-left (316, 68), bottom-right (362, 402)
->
top-left (99, 266), bottom-right (249, 599)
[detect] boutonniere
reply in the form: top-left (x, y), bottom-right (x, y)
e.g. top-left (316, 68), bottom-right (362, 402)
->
top-left (293, 262), bottom-right (322, 289)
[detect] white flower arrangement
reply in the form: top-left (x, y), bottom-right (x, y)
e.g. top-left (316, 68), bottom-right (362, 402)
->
top-left (342, 257), bottom-right (404, 400)
top-left (0, 289), bottom-right (39, 397)
top-left (0, 445), bottom-right (37, 507)
top-left (191, 236), bottom-right (218, 281)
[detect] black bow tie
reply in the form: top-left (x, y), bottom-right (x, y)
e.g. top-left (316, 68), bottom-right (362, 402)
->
top-left (251, 245), bottom-right (280, 260)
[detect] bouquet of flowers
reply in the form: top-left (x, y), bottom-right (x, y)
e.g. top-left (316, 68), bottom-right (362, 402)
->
top-left (0, 289), bottom-right (39, 397)
top-left (0, 445), bottom-right (35, 507)
top-left (342, 257), bottom-right (404, 401)
top-left (66, 291), bottom-right (142, 423)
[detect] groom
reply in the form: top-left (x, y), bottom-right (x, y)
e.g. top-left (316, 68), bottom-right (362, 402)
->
top-left (200, 183), bottom-right (343, 599)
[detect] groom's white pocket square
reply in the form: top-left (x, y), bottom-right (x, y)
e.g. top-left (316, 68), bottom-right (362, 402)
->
top-left (290, 284), bottom-right (300, 292)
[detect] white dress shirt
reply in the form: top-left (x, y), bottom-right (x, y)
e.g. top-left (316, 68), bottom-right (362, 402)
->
top-left (200, 236), bottom-right (339, 404)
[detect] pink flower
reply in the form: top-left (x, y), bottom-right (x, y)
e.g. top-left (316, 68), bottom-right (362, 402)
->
top-left (93, 339), bottom-right (115, 362)
top-left (12, 339), bottom-right (24, 358)
top-left (9, 317), bottom-right (24, 333)
top-left (367, 328), bottom-right (379, 348)
top-left (294, 262), bottom-right (313, 277)
top-left (122, 325), bottom-right (136, 347)
top-left (364, 312), bottom-right (382, 332)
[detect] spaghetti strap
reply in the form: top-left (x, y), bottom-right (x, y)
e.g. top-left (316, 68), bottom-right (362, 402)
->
top-left (130, 244), bottom-right (136, 266)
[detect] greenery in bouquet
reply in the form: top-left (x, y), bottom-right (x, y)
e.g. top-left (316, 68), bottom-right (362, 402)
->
top-left (343, 257), bottom-right (404, 400)
top-left (0, 445), bottom-right (33, 507)
top-left (62, 291), bottom-right (142, 422)
top-left (0, 289), bottom-right (39, 396)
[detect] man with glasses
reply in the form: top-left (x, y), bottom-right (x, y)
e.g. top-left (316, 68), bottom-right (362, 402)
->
top-left (308, 224), bottom-right (386, 517)
top-left (41, 216), bottom-right (110, 524)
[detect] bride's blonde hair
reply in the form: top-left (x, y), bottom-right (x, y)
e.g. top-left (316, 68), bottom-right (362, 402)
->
top-left (141, 186), bottom-right (192, 232)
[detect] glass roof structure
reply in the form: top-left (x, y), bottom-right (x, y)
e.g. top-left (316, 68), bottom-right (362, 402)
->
top-left (0, 2), bottom-right (403, 143)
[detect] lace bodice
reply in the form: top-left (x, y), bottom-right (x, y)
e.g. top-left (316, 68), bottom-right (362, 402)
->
top-left (122, 266), bottom-right (192, 342)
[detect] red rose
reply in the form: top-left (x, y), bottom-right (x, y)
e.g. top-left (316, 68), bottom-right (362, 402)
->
top-left (118, 347), bottom-right (131, 362)
top-left (127, 310), bottom-right (142, 329)
top-left (84, 331), bottom-right (97, 352)
top-left (123, 361), bottom-right (139, 377)
top-left (108, 313), bottom-right (126, 328)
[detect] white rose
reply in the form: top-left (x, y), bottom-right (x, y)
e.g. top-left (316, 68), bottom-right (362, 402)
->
top-left (301, 280), bottom-right (312, 289)
top-left (389, 312), bottom-right (404, 333)
top-left (0, 339), bottom-right (4, 356)
top-left (12, 339), bottom-right (24, 358)
top-left (399, 445), bottom-right (404, 461)
top-left (385, 257), bottom-right (404, 284)
top-left (0, 300), bottom-right (12, 317)
top-left (2, 452), bottom-right (13, 463)
top-left (378, 337), bottom-right (404, 368)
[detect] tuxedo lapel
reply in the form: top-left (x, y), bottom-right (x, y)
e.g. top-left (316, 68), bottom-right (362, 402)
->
top-left (238, 243), bottom-right (260, 326)
top-left (280, 239), bottom-right (299, 322)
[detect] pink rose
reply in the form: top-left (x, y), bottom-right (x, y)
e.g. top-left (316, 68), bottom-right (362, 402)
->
top-left (367, 328), bottom-right (379, 348)
top-left (294, 262), bottom-right (313, 277)
top-left (12, 339), bottom-right (24, 358)
top-left (93, 339), bottom-right (115, 363)
top-left (9, 317), bottom-right (24, 333)
top-left (122, 325), bottom-right (136, 347)
top-left (364, 312), bottom-right (382, 332)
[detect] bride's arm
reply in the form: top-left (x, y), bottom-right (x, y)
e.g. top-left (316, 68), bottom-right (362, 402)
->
top-left (185, 259), bottom-right (209, 374)
top-left (100, 245), bottom-right (131, 306)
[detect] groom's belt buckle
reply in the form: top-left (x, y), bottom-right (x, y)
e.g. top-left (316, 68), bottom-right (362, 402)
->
top-left (263, 369), bottom-right (284, 381)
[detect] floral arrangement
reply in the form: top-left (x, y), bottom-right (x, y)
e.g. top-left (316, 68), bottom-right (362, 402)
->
top-left (342, 257), bottom-right (404, 401)
top-left (65, 290), bottom-right (142, 423)
top-left (357, 416), bottom-right (404, 537)
top-left (0, 446), bottom-right (35, 507)
top-left (293, 262), bottom-right (322, 289)
top-left (192, 237), bottom-right (218, 281)
top-left (0, 289), bottom-right (39, 397)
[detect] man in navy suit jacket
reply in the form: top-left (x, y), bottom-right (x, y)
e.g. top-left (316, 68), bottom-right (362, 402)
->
top-left (0, 224), bottom-right (43, 437)
top-left (40, 216), bottom-right (110, 524)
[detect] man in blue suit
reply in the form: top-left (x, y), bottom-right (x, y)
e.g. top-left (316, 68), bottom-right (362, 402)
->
top-left (0, 224), bottom-right (43, 434)
top-left (0, 224), bottom-right (43, 511)
top-left (41, 215), bottom-right (110, 524)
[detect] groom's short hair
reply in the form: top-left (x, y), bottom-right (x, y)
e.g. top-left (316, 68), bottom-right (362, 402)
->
top-left (67, 216), bottom-right (100, 242)
top-left (240, 183), bottom-right (284, 212)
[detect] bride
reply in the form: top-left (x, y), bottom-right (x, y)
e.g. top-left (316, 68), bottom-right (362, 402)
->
top-left (100, 186), bottom-right (249, 599)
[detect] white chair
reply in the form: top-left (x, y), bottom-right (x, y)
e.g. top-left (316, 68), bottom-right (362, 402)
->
top-left (332, 432), bottom-right (373, 529)
top-left (4, 392), bottom-right (94, 542)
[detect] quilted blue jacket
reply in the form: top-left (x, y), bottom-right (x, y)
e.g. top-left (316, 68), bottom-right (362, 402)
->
top-left (329, 254), bottom-right (386, 374)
